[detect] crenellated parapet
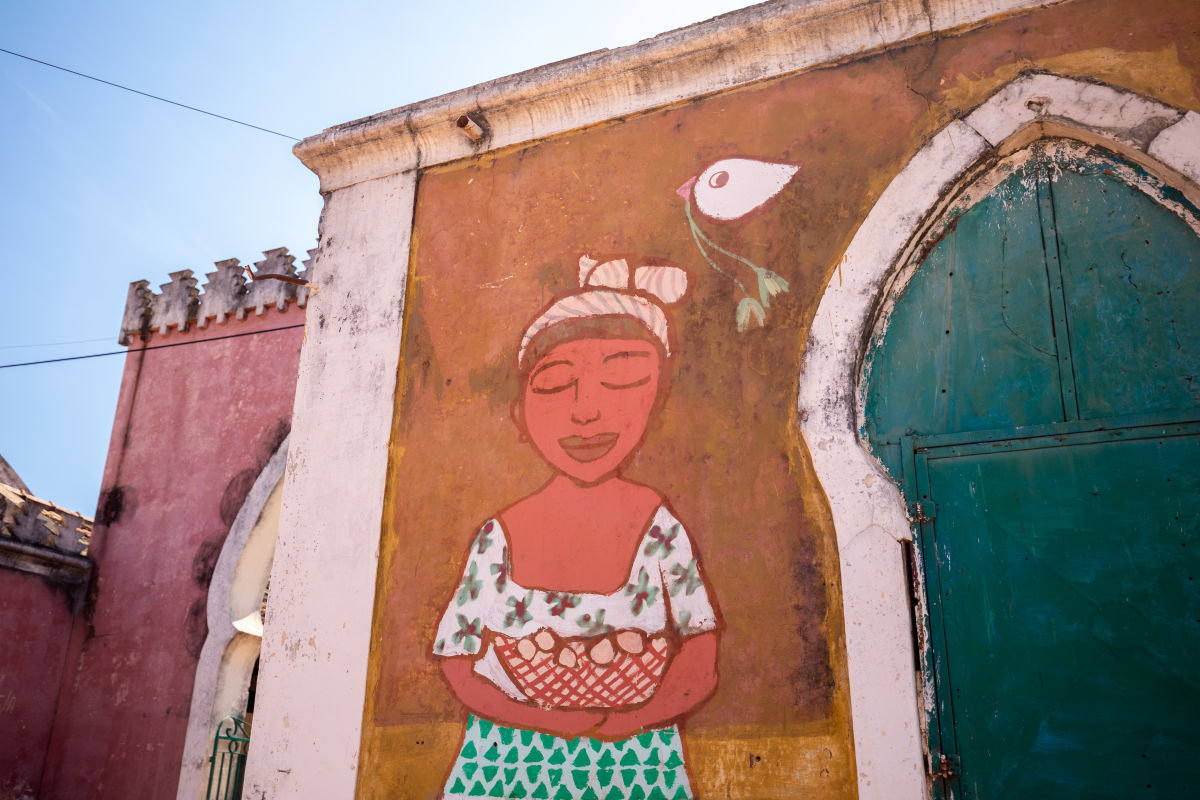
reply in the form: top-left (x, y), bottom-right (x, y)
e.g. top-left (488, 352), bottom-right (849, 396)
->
top-left (119, 247), bottom-right (314, 344)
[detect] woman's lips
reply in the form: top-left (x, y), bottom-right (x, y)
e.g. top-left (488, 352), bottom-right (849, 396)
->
top-left (558, 432), bottom-right (619, 462)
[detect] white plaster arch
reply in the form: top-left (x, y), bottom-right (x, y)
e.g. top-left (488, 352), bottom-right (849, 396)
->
top-left (175, 436), bottom-right (289, 800)
top-left (797, 72), bottom-right (1200, 800)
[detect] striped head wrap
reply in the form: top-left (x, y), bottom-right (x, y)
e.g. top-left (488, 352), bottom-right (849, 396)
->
top-left (517, 256), bottom-right (689, 369)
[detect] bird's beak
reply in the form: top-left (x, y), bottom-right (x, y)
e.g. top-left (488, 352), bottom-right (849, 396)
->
top-left (675, 176), bottom-right (697, 200)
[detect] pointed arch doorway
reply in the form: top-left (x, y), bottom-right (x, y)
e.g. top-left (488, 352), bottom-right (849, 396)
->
top-left (176, 438), bottom-right (288, 800)
top-left (861, 138), bottom-right (1200, 797)
top-left (798, 73), bottom-right (1200, 799)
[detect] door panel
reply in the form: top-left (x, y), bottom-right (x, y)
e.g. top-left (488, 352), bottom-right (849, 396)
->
top-left (917, 422), bottom-right (1200, 798)
top-left (1052, 164), bottom-right (1200, 419)
top-left (864, 163), bottom-right (1063, 481)
top-left (862, 139), bottom-right (1200, 798)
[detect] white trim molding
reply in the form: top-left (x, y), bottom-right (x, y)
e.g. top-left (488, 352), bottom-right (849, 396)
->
top-left (797, 72), bottom-right (1200, 799)
top-left (293, 0), bottom-right (1058, 189)
top-left (241, 170), bottom-right (417, 799)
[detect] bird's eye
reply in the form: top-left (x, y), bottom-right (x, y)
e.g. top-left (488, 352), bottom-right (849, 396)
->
top-left (708, 170), bottom-right (729, 189)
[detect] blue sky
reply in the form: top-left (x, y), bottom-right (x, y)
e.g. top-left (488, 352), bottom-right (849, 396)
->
top-left (0, 1), bottom-right (749, 513)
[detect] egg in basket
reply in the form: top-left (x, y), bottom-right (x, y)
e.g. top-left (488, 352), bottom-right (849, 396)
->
top-left (491, 628), bottom-right (672, 709)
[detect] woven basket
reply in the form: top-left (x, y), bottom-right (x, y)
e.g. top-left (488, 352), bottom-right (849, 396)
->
top-left (492, 632), bottom-right (670, 709)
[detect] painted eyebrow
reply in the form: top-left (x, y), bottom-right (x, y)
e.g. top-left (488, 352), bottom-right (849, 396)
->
top-left (529, 359), bottom-right (574, 380)
top-left (602, 350), bottom-right (652, 363)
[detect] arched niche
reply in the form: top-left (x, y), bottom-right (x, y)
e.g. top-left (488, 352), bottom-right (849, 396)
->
top-left (175, 438), bottom-right (287, 800)
top-left (797, 72), bottom-right (1200, 799)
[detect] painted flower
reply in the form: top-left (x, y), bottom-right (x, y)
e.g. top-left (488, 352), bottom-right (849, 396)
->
top-left (505, 590), bottom-right (535, 628)
top-left (490, 547), bottom-right (509, 592)
top-left (669, 559), bottom-right (703, 596)
top-left (545, 591), bottom-right (582, 617)
top-left (643, 524), bottom-right (678, 557)
top-left (453, 615), bottom-right (483, 654)
top-left (473, 521), bottom-right (494, 554)
top-left (625, 567), bottom-right (660, 616)
top-left (577, 609), bottom-right (614, 636)
top-left (456, 561), bottom-right (482, 606)
top-left (756, 269), bottom-right (790, 308)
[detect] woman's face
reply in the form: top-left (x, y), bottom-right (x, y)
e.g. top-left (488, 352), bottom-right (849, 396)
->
top-left (519, 337), bottom-right (663, 484)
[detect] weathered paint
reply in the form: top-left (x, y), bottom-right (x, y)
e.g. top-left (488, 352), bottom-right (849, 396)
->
top-left (360, 91), bottom-right (857, 797)
top-left (913, 421), bottom-right (1200, 797)
top-left (256, 1), bottom-right (1200, 798)
top-left (241, 171), bottom-right (417, 799)
top-left (176, 438), bottom-right (289, 800)
top-left (799, 46), bottom-right (1200, 800)
top-left (37, 305), bottom-right (303, 800)
top-left (0, 569), bottom-right (78, 798)
top-left (862, 138), bottom-right (1200, 796)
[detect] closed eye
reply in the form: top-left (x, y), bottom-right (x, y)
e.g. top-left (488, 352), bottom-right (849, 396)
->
top-left (601, 375), bottom-right (651, 390)
top-left (529, 359), bottom-right (577, 394)
top-left (530, 378), bottom-right (576, 394)
top-left (599, 349), bottom-right (654, 390)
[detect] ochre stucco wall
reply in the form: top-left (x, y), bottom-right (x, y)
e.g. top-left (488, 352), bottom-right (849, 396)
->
top-left (38, 309), bottom-right (304, 800)
top-left (359, 1), bottom-right (1200, 797)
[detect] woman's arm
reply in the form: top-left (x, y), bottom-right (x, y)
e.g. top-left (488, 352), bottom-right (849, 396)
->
top-left (591, 631), bottom-right (719, 739)
top-left (441, 657), bottom-right (604, 737)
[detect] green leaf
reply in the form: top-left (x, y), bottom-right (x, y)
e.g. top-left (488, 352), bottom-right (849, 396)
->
top-left (735, 296), bottom-right (765, 332)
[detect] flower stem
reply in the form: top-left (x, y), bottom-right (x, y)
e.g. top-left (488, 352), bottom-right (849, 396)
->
top-left (686, 201), bottom-right (767, 279)
top-left (685, 200), bottom-right (750, 296)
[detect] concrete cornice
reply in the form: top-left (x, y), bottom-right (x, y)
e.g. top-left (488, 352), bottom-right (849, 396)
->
top-left (294, 0), bottom-right (1060, 191)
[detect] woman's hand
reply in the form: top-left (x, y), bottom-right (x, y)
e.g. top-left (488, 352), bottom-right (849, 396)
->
top-left (592, 631), bottom-right (720, 739)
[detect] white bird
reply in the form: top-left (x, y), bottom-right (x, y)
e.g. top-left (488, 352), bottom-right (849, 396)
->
top-left (676, 157), bottom-right (801, 221)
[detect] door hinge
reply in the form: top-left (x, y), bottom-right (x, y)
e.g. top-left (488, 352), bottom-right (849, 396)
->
top-left (915, 500), bottom-right (937, 523)
top-left (930, 752), bottom-right (961, 781)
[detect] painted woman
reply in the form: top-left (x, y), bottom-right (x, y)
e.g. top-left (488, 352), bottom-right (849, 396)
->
top-left (432, 256), bottom-right (720, 800)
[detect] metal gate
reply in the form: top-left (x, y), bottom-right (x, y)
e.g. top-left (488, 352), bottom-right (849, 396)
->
top-left (205, 716), bottom-right (251, 800)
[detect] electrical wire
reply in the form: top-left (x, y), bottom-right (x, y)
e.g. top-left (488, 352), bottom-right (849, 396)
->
top-left (0, 336), bottom-right (114, 350)
top-left (0, 47), bottom-right (299, 141)
top-left (0, 323), bottom-right (306, 370)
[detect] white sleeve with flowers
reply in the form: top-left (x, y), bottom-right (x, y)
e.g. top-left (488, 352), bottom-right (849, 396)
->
top-left (649, 509), bottom-right (718, 637)
top-left (432, 520), bottom-right (505, 657)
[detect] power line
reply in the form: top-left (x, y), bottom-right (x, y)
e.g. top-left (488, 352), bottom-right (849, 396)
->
top-left (0, 324), bottom-right (306, 370)
top-left (0, 336), bottom-right (114, 350)
top-left (0, 47), bottom-right (299, 141)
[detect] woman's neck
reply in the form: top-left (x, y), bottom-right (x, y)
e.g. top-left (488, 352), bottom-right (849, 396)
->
top-left (542, 472), bottom-right (634, 502)
top-left (500, 474), bottom-right (662, 593)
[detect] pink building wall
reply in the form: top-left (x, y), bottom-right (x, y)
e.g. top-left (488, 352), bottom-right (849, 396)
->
top-left (38, 267), bottom-right (305, 798)
top-left (0, 570), bottom-right (78, 799)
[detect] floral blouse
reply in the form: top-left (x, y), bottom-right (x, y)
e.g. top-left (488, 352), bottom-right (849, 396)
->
top-left (433, 505), bottom-right (717, 697)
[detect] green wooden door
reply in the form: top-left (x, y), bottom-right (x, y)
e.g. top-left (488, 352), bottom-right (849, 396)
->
top-left (863, 140), bottom-right (1200, 798)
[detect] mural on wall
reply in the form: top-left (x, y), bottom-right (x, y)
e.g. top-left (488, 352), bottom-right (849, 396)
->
top-left (363, 62), bottom-right (888, 798)
top-left (432, 256), bottom-right (719, 800)
top-left (677, 158), bottom-right (800, 330)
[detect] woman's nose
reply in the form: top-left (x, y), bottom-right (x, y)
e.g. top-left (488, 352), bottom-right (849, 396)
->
top-left (570, 379), bottom-right (602, 425)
